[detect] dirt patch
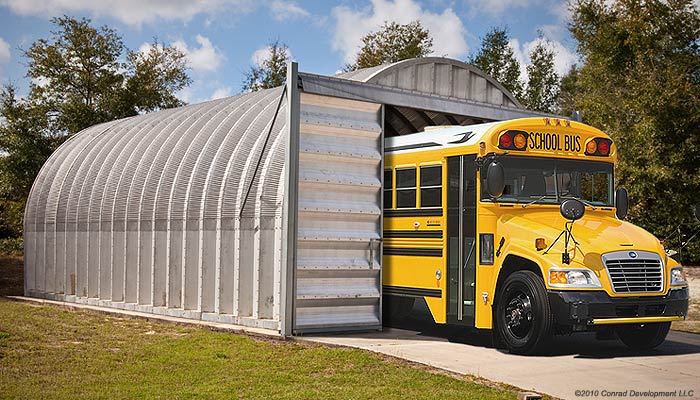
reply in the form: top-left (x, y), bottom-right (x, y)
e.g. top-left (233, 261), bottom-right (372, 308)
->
top-left (0, 254), bottom-right (23, 297)
top-left (672, 266), bottom-right (700, 333)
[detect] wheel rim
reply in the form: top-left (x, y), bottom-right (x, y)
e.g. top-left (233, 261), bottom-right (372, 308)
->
top-left (504, 289), bottom-right (533, 339)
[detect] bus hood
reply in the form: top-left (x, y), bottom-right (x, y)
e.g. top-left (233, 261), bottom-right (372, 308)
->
top-left (498, 209), bottom-right (664, 264)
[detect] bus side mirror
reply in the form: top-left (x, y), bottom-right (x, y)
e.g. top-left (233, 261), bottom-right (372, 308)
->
top-left (694, 202), bottom-right (700, 221)
top-left (560, 199), bottom-right (585, 221)
top-left (615, 187), bottom-right (629, 220)
top-left (485, 161), bottom-right (505, 198)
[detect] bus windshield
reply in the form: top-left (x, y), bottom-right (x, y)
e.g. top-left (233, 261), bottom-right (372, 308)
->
top-left (480, 156), bottom-right (614, 206)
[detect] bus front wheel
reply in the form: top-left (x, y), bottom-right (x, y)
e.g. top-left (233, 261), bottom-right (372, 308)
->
top-left (495, 270), bottom-right (554, 355)
top-left (616, 322), bottom-right (670, 350)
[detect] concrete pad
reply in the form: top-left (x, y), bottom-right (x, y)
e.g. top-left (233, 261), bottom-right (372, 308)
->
top-left (301, 327), bottom-right (700, 399)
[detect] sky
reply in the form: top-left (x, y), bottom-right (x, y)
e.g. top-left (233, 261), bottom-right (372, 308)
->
top-left (0, 0), bottom-right (581, 104)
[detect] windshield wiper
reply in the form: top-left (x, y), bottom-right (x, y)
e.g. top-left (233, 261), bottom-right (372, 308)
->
top-left (522, 195), bottom-right (556, 208)
top-left (561, 195), bottom-right (598, 210)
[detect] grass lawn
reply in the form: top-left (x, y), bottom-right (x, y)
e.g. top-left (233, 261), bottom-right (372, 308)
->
top-left (0, 255), bottom-right (518, 400)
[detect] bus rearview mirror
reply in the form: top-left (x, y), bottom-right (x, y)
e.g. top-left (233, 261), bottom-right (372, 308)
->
top-left (560, 199), bottom-right (585, 221)
top-left (486, 161), bottom-right (505, 198)
top-left (615, 187), bottom-right (629, 220)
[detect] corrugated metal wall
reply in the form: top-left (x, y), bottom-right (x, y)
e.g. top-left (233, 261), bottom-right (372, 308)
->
top-left (25, 58), bottom-right (524, 335)
top-left (25, 88), bottom-right (289, 330)
top-left (293, 93), bottom-right (383, 333)
top-left (337, 57), bottom-right (522, 109)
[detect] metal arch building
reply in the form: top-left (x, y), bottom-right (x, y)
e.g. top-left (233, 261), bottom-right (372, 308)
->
top-left (24, 57), bottom-right (541, 336)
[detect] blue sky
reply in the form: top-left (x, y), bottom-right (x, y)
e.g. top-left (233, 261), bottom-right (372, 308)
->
top-left (0, 0), bottom-right (580, 104)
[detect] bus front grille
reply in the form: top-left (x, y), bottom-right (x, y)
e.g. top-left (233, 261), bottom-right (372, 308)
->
top-left (602, 251), bottom-right (664, 294)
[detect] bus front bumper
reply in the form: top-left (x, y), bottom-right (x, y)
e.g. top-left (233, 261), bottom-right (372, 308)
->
top-left (547, 287), bottom-right (689, 327)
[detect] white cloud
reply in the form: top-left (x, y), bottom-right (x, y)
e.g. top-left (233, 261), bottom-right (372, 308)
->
top-left (0, 0), bottom-right (256, 26)
top-left (0, 37), bottom-right (9, 79)
top-left (524, 37), bottom-right (578, 77)
top-left (331, 0), bottom-right (468, 65)
top-left (269, 0), bottom-right (309, 21)
top-left (0, 37), bottom-right (9, 67)
top-left (464, 0), bottom-right (537, 16)
top-left (0, 37), bottom-right (9, 64)
top-left (171, 35), bottom-right (225, 73)
top-left (509, 38), bottom-right (529, 84)
top-left (250, 45), bottom-right (293, 67)
top-left (511, 36), bottom-right (579, 84)
top-left (210, 86), bottom-right (232, 100)
top-left (32, 76), bottom-right (50, 88)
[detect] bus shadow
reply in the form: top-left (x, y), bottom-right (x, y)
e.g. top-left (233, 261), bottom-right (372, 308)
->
top-left (385, 310), bottom-right (700, 358)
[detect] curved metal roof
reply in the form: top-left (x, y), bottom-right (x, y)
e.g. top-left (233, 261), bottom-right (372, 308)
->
top-left (25, 86), bottom-right (287, 235)
top-left (336, 57), bottom-right (522, 109)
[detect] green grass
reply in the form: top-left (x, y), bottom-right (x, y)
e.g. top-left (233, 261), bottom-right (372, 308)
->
top-left (0, 299), bottom-right (517, 400)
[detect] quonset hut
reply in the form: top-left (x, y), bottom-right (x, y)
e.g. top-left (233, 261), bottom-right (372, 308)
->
top-left (24, 57), bottom-right (539, 336)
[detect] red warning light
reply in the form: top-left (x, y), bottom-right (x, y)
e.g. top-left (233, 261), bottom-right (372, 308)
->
top-left (499, 133), bottom-right (512, 148)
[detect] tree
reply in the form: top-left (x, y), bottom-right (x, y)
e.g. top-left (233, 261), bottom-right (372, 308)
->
top-left (120, 39), bottom-right (191, 114)
top-left (347, 20), bottom-right (433, 71)
top-left (556, 65), bottom-right (581, 118)
top-left (470, 27), bottom-right (524, 101)
top-left (523, 38), bottom-right (559, 113)
top-left (242, 40), bottom-right (290, 92)
top-left (569, 0), bottom-right (700, 261)
top-left (0, 85), bottom-right (56, 238)
top-left (24, 16), bottom-right (190, 135)
top-left (0, 16), bottom-right (191, 241)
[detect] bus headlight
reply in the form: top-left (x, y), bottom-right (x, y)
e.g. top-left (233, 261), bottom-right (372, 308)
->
top-left (548, 268), bottom-right (603, 288)
top-left (670, 267), bottom-right (687, 286)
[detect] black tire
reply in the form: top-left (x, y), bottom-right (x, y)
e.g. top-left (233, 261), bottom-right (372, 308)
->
top-left (494, 270), bottom-right (554, 355)
top-left (617, 322), bottom-right (670, 350)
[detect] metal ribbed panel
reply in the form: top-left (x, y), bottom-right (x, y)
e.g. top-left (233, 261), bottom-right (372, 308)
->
top-left (293, 92), bottom-right (383, 333)
top-left (220, 89), bottom-right (284, 219)
top-left (24, 85), bottom-right (289, 331)
top-left (340, 57), bottom-right (522, 109)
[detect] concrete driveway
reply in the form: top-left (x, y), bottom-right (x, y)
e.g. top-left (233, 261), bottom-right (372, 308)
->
top-left (302, 321), bottom-right (700, 399)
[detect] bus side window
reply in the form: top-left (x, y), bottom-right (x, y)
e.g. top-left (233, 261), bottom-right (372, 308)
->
top-left (420, 165), bottom-right (442, 207)
top-left (396, 168), bottom-right (416, 208)
top-left (383, 169), bottom-right (393, 209)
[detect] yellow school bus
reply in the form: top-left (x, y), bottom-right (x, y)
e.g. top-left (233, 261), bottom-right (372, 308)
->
top-left (382, 117), bottom-right (690, 354)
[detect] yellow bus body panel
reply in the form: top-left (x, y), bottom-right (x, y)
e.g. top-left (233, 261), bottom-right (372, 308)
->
top-left (383, 117), bottom-right (685, 330)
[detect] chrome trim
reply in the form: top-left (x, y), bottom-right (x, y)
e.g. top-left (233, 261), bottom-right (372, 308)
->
top-left (601, 250), bottom-right (664, 294)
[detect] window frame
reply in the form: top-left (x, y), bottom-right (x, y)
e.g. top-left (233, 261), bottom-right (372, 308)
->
top-left (383, 168), bottom-right (393, 209)
top-left (395, 167), bottom-right (417, 209)
top-left (419, 164), bottom-right (443, 208)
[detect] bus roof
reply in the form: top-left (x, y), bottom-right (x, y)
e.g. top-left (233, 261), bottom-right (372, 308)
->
top-left (384, 118), bottom-right (613, 159)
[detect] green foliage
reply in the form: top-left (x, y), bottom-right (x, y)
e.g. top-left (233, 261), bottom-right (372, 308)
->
top-left (242, 40), bottom-right (290, 92)
top-left (569, 0), bottom-right (700, 262)
top-left (121, 38), bottom-right (191, 114)
top-left (0, 238), bottom-right (23, 255)
top-left (557, 65), bottom-right (581, 118)
top-left (0, 16), bottom-right (190, 241)
top-left (24, 17), bottom-right (191, 134)
top-left (470, 27), bottom-right (524, 101)
top-left (347, 20), bottom-right (433, 71)
top-left (0, 86), bottom-right (57, 238)
top-left (523, 38), bottom-right (560, 113)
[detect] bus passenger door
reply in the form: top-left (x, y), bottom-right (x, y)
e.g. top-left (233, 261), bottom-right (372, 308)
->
top-left (447, 155), bottom-right (477, 324)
